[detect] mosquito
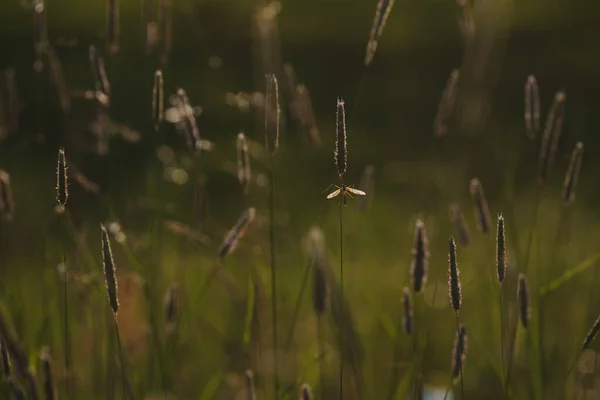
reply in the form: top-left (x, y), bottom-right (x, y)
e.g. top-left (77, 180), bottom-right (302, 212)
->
top-left (326, 183), bottom-right (366, 206)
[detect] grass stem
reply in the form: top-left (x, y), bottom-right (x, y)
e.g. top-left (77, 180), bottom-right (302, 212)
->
top-left (268, 154), bottom-right (279, 399)
top-left (114, 319), bottom-right (127, 400)
top-left (338, 196), bottom-right (344, 400)
top-left (456, 312), bottom-right (465, 399)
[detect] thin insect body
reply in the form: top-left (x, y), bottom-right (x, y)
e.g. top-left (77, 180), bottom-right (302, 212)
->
top-left (326, 183), bottom-right (366, 207)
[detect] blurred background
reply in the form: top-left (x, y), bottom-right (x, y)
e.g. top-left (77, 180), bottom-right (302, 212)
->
top-left (0, 0), bottom-right (599, 399)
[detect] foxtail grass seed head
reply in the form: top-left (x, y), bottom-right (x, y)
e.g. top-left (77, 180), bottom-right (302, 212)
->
top-left (410, 219), bottom-right (429, 293)
top-left (539, 91), bottom-right (566, 182)
top-left (582, 314), bottom-right (600, 350)
top-left (335, 98), bottom-right (347, 179)
top-left (39, 348), bottom-right (55, 400)
top-left (448, 237), bottom-right (462, 312)
top-left (245, 369), bottom-right (256, 400)
top-left (265, 74), bottom-right (280, 154)
top-left (101, 224), bottom-right (119, 316)
top-left (364, 0), bottom-right (395, 66)
top-left (451, 324), bottom-right (468, 385)
top-left (0, 339), bottom-right (11, 377)
top-left (449, 203), bottom-right (470, 246)
top-left (176, 88), bottom-right (201, 150)
top-left (563, 142), bottom-right (584, 205)
top-left (524, 75), bottom-right (540, 139)
top-left (218, 207), bottom-right (256, 260)
top-left (517, 274), bottom-right (531, 329)
top-left (55, 148), bottom-right (68, 209)
top-left (300, 383), bottom-right (313, 400)
top-left (312, 256), bottom-right (328, 316)
top-left (152, 69), bottom-right (164, 130)
top-left (107, 0), bottom-right (120, 54)
top-left (164, 283), bottom-right (181, 326)
top-left (496, 214), bottom-right (506, 283)
top-left (237, 132), bottom-right (251, 193)
top-left (434, 69), bottom-right (460, 137)
top-left (470, 178), bottom-right (491, 234)
top-left (0, 170), bottom-right (15, 221)
top-left (357, 165), bottom-right (375, 213)
top-left (402, 287), bottom-right (413, 334)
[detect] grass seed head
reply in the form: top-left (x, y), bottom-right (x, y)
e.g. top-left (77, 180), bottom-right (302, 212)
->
top-left (524, 75), bottom-right (540, 138)
top-left (539, 91), bottom-right (566, 182)
top-left (452, 324), bottom-right (468, 385)
top-left (101, 224), bottom-right (119, 316)
top-left (245, 369), bottom-right (256, 400)
top-left (237, 132), bottom-right (251, 193)
top-left (449, 203), bottom-right (470, 246)
top-left (582, 314), bottom-right (600, 350)
top-left (335, 97), bottom-right (347, 179)
top-left (402, 287), bottom-right (413, 334)
top-left (265, 74), bottom-right (280, 154)
top-left (39, 347), bottom-right (55, 400)
top-left (218, 207), bottom-right (256, 260)
top-left (300, 383), bottom-right (313, 400)
top-left (563, 141), bottom-right (584, 205)
top-left (55, 148), bottom-right (68, 209)
top-left (0, 170), bottom-right (15, 220)
top-left (470, 178), bottom-right (491, 234)
top-left (517, 274), bottom-right (531, 329)
top-left (448, 237), bottom-right (462, 311)
top-left (153, 69), bottom-right (164, 130)
top-left (496, 214), bottom-right (506, 283)
top-left (410, 219), bottom-right (429, 293)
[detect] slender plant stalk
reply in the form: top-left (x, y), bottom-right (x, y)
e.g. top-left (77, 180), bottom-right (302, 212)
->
top-left (62, 242), bottom-right (70, 400)
top-left (268, 153), bottom-right (279, 398)
top-left (284, 260), bottom-right (311, 352)
top-left (113, 320), bottom-right (127, 400)
top-left (338, 198), bottom-right (344, 400)
top-left (317, 314), bottom-right (325, 398)
top-left (499, 285), bottom-right (506, 393)
top-left (524, 185), bottom-right (543, 275)
top-left (456, 313), bottom-right (464, 399)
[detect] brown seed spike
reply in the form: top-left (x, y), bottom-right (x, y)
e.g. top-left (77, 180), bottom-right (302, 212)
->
top-left (563, 142), bottom-right (584, 205)
top-left (539, 91), bottom-right (566, 183)
top-left (56, 148), bottom-right (68, 208)
top-left (265, 74), bottom-right (280, 154)
top-left (245, 369), bottom-right (256, 400)
top-left (300, 383), bottom-right (313, 400)
top-left (517, 274), bottom-right (530, 329)
top-left (410, 220), bottom-right (429, 293)
top-left (582, 313), bottom-right (600, 350)
top-left (469, 178), bottom-right (491, 234)
top-left (448, 237), bottom-right (462, 312)
top-left (335, 98), bottom-right (347, 179)
top-left (40, 348), bottom-right (55, 400)
top-left (101, 224), bottom-right (119, 316)
top-left (402, 287), bottom-right (413, 334)
top-left (496, 214), bottom-right (506, 283)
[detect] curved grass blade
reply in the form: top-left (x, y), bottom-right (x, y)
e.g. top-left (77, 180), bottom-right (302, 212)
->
top-left (539, 251), bottom-right (600, 296)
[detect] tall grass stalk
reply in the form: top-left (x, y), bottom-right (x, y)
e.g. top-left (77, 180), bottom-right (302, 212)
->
top-left (265, 73), bottom-right (280, 398)
top-left (455, 313), bottom-right (464, 399)
top-left (338, 197), bottom-right (344, 399)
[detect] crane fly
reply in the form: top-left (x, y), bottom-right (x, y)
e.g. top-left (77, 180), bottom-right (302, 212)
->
top-left (326, 183), bottom-right (366, 206)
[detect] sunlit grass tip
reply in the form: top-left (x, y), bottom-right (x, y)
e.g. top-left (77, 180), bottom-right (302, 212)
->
top-left (496, 214), bottom-right (506, 284)
top-left (56, 148), bottom-right (68, 209)
top-left (101, 224), bottom-right (119, 316)
top-left (410, 219), bottom-right (429, 293)
top-left (451, 324), bottom-right (468, 385)
top-left (563, 141), bottom-right (584, 205)
top-left (448, 237), bottom-right (462, 312)
top-left (517, 274), bottom-right (530, 329)
top-left (469, 178), bottom-right (491, 234)
top-left (449, 203), bottom-right (470, 246)
top-left (364, 0), bottom-right (396, 66)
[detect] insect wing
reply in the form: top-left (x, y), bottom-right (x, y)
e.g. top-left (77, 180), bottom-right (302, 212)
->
top-left (347, 187), bottom-right (366, 196)
top-left (326, 188), bottom-right (341, 199)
